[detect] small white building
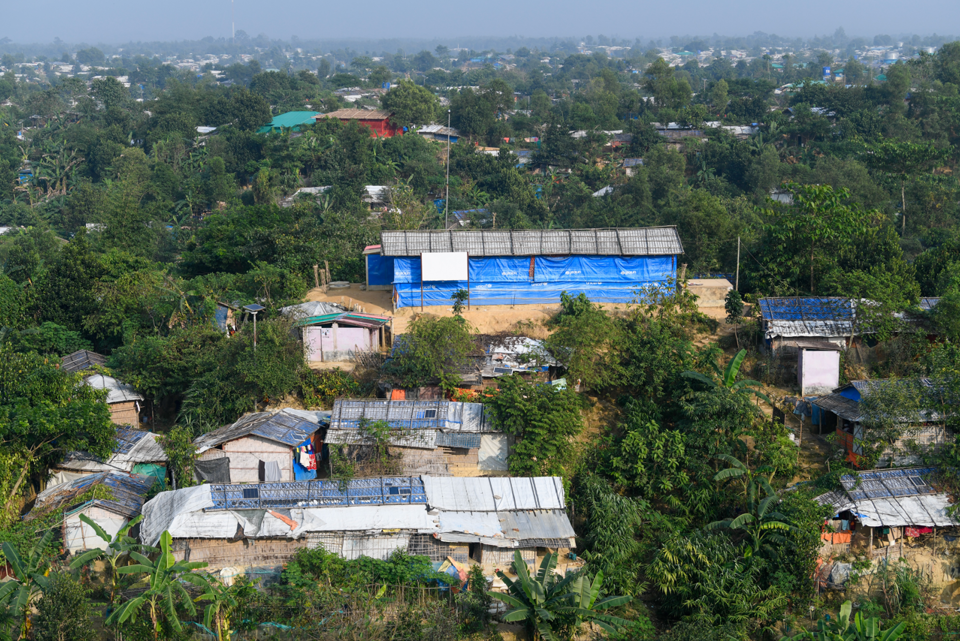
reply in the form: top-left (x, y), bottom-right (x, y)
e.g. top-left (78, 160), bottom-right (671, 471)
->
top-left (26, 471), bottom-right (156, 553)
top-left (194, 410), bottom-right (324, 484)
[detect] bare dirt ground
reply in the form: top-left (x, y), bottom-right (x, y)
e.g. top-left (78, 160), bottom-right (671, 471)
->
top-left (302, 284), bottom-right (837, 478)
top-left (304, 284), bottom-right (667, 336)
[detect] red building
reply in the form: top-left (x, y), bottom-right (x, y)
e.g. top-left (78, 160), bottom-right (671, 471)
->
top-left (317, 109), bottom-right (402, 138)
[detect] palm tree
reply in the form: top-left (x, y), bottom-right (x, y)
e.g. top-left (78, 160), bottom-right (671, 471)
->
top-left (0, 530), bottom-right (55, 638)
top-left (682, 349), bottom-right (771, 404)
top-left (488, 551), bottom-right (631, 641)
top-left (69, 514), bottom-right (153, 605)
top-left (107, 531), bottom-right (209, 640)
top-left (708, 454), bottom-right (797, 556)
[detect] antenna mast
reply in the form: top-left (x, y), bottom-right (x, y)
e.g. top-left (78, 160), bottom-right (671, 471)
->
top-left (231, 0), bottom-right (235, 41)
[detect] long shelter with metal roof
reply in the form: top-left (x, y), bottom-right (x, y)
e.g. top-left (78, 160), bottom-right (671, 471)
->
top-left (139, 475), bottom-right (576, 569)
top-left (374, 227), bottom-right (683, 308)
top-left (816, 468), bottom-right (957, 529)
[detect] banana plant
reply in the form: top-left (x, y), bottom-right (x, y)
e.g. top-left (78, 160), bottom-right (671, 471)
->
top-left (0, 530), bottom-right (55, 639)
top-left (195, 576), bottom-right (256, 641)
top-left (556, 570), bottom-right (632, 636)
top-left (106, 531), bottom-right (209, 641)
top-left (781, 600), bottom-right (906, 640)
top-left (69, 514), bottom-right (154, 605)
top-left (488, 551), bottom-right (631, 641)
top-left (682, 349), bottom-right (771, 404)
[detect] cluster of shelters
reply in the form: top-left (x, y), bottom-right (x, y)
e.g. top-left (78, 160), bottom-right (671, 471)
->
top-left (368, 227), bottom-right (683, 309)
top-left (810, 379), bottom-right (947, 466)
top-left (139, 475), bottom-right (574, 572)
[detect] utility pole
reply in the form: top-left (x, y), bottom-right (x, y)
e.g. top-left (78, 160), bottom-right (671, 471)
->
top-left (445, 109), bottom-right (451, 229)
top-left (231, 0), bottom-right (235, 42)
top-left (735, 236), bottom-right (741, 291)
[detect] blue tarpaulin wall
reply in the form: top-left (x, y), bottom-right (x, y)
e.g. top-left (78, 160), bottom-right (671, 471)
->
top-left (367, 255), bottom-right (394, 287)
top-left (292, 437), bottom-right (317, 481)
top-left (394, 255), bottom-right (675, 308)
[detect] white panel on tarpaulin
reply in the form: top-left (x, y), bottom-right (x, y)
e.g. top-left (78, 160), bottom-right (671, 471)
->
top-left (421, 252), bottom-right (468, 281)
top-left (287, 505), bottom-right (436, 533)
top-left (438, 532), bottom-right (516, 547)
top-left (341, 534), bottom-right (410, 560)
top-left (65, 510), bottom-right (127, 553)
top-left (170, 511), bottom-right (241, 541)
top-left (856, 494), bottom-right (958, 528)
top-left (422, 476), bottom-right (494, 511)
top-left (478, 435), bottom-right (510, 471)
top-left (438, 511), bottom-right (504, 537)
top-left (141, 484), bottom-right (216, 545)
top-left (46, 470), bottom-right (90, 491)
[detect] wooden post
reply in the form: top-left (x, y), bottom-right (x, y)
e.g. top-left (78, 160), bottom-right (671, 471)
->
top-left (314, 264), bottom-right (320, 289)
top-left (798, 412), bottom-right (804, 464)
top-left (735, 236), bottom-right (740, 291)
top-left (869, 527), bottom-right (873, 557)
top-left (467, 252), bottom-right (471, 310)
top-left (420, 252), bottom-right (424, 311)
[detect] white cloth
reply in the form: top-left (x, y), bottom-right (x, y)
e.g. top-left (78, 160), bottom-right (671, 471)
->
top-left (264, 461), bottom-right (281, 482)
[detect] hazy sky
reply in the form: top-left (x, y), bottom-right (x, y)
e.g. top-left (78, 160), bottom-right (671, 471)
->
top-left (9, 0), bottom-right (959, 44)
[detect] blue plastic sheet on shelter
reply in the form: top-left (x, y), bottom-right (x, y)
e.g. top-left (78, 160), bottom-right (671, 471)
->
top-left (367, 254), bottom-right (394, 287)
top-left (393, 255), bottom-right (675, 308)
top-left (292, 437), bottom-right (318, 481)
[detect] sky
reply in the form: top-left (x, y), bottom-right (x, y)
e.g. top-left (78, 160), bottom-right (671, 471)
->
top-left (8, 0), bottom-right (960, 44)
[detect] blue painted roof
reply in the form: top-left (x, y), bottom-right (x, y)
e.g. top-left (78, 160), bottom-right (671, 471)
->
top-left (27, 471), bottom-right (156, 521)
top-left (194, 410), bottom-right (322, 452)
top-left (840, 467), bottom-right (936, 501)
top-left (208, 476), bottom-right (427, 510)
top-left (114, 426), bottom-right (150, 455)
top-left (758, 297), bottom-right (854, 322)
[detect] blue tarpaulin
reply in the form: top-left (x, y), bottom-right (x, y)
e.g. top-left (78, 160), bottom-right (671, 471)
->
top-left (534, 256), bottom-right (673, 282)
top-left (367, 254), bottom-right (394, 287)
top-left (394, 255), bottom-right (676, 308)
top-left (292, 437), bottom-right (317, 481)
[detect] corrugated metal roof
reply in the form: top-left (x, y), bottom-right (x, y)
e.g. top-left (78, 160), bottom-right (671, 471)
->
top-left (207, 476), bottom-right (427, 511)
top-left (840, 467), bottom-right (936, 501)
top-left (498, 509), bottom-right (576, 541)
top-left (60, 350), bottom-right (107, 374)
top-left (760, 298), bottom-right (854, 321)
top-left (325, 428), bottom-right (438, 449)
top-left (435, 432), bottom-right (482, 448)
top-left (811, 393), bottom-right (862, 422)
top-left (27, 471), bottom-right (155, 521)
top-left (814, 467), bottom-right (957, 527)
top-left (194, 410), bottom-right (321, 453)
top-left (380, 227), bottom-right (684, 257)
top-left (57, 427), bottom-right (168, 474)
top-left (85, 374), bottom-right (144, 404)
top-left (295, 312), bottom-right (391, 328)
top-left (280, 301), bottom-right (346, 318)
top-left (114, 427), bottom-right (149, 454)
top-left (422, 476), bottom-right (565, 512)
top-left (321, 109), bottom-right (393, 120)
top-left (330, 400), bottom-right (489, 432)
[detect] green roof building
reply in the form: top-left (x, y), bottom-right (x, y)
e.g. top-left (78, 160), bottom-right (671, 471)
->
top-left (257, 111), bottom-right (322, 134)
